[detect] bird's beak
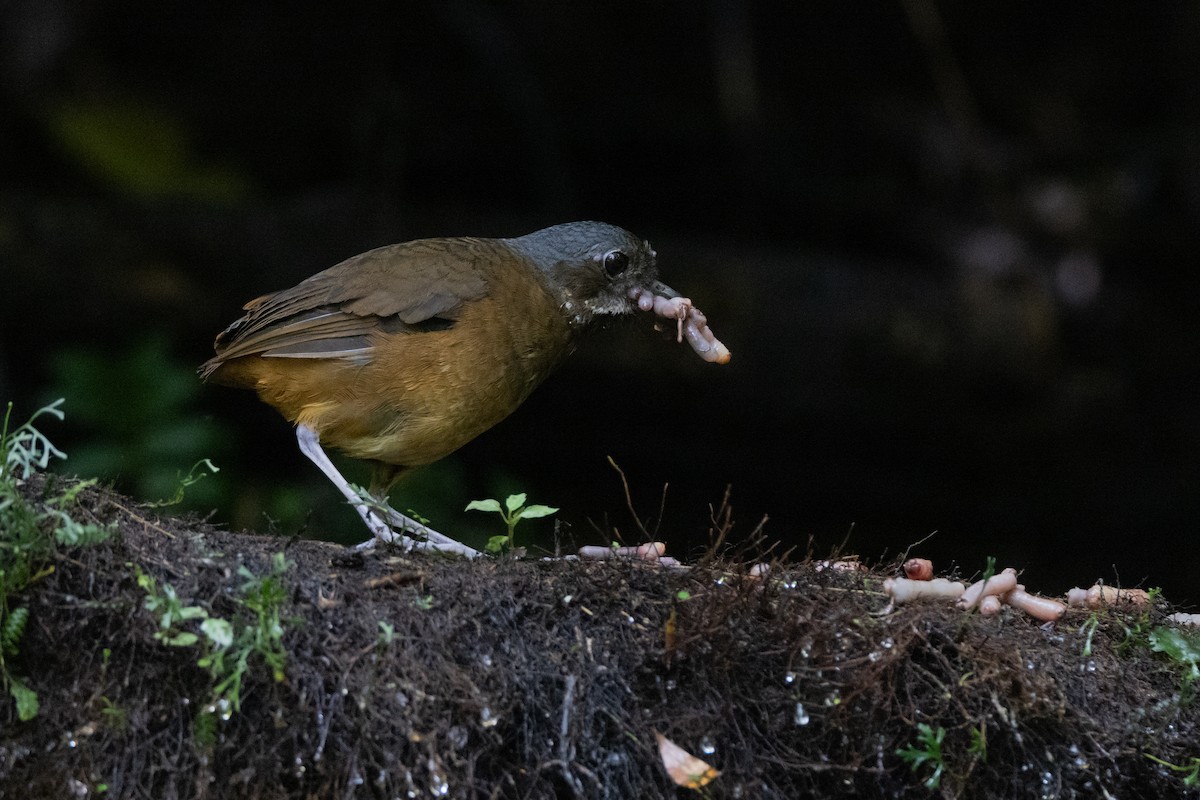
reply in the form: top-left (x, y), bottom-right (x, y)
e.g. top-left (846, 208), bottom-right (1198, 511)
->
top-left (648, 280), bottom-right (681, 299)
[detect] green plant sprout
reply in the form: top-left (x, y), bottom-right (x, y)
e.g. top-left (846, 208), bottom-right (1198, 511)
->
top-left (1, 399), bottom-right (66, 480)
top-left (1080, 613), bottom-right (1101, 657)
top-left (1, 399), bottom-right (114, 720)
top-left (1148, 626), bottom-right (1200, 702)
top-left (466, 492), bottom-right (558, 553)
top-left (146, 458), bottom-right (220, 508)
top-left (1145, 754), bottom-right (1200, 786)
top-left (897, 723), bottom-right (946, 789)
top-left (139, 552), bottom-right (292, 727)
top-left (980, 555), bottom-right (997, 583)
top-left (1117, 586), bottom-right (1163, 655)
top-left (968, 725), bottom-right (987, 763)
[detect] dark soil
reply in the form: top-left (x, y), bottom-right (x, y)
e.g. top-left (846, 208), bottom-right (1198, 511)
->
top-left (2, 475), bottom-right (1198, 799)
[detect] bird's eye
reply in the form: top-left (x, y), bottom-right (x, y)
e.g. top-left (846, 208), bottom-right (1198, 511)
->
top-left (603, 250), bottom-right (629, 278)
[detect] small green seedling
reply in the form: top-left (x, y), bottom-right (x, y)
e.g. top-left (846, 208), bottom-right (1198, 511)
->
top-left (1145, 754), bottom-right (1200, 786)
top-left (1149, 626), bottom-right (1200, 701)
top-left (1, 399), bottom-right (114, 720)
top-left (897, 723), bottom-right (946, 789)
top-left (968, 725), bottom-right (987, 763)
top-left (980, 555), bottom-right (997, 583)
top-left (1, 398), bottom-right (66, 481)
top-left (466, 492), bottom-right (558, 553)
top-left (1080, 613), bottom-right (1101, 658)
top-left (146, 458), bottom-right (220, 508)
top-left (139, 552), bottom-right (292, 727)
top-left (1117, 587), bottom-right (1163, 654)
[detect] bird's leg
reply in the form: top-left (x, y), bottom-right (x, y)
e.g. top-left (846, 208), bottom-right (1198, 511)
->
top-left (295, 424), bottom-right (411, 547)
top-left (295, 425), bottom-right (479, 558)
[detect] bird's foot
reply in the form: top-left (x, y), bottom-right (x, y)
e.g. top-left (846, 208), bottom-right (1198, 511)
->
top-left (352, 502), bottom-right (480, 558)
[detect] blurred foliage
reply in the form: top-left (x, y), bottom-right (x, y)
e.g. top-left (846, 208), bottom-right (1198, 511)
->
top-left (42, 98), bottom-right (253, 204)
top-left (47, 335), bottom-right (230, 511)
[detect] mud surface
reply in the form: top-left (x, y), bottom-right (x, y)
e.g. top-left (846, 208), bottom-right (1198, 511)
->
top-left (2, 475), bottom-right (1198, 798)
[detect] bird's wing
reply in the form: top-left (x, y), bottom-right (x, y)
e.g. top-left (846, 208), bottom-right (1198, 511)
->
top-left (205, 237), bottom-right (494, 367)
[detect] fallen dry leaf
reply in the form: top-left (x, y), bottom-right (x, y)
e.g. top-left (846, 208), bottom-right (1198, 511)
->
top-left (655, 730), bottom-right (719, 789)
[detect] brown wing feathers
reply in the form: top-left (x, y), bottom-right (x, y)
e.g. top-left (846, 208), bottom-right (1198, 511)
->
top-left (200, 238), bottom-right (494, 381)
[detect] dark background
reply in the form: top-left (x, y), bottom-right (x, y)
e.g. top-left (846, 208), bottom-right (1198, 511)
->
top-left (2, 2), bottom-right (1197, 601)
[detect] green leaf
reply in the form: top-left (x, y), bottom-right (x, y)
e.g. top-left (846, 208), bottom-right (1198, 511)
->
top-left (177, 605), bottom-right (208, 622)
top-left (2, 607), bottom-right (29, 656)
top-left (163, 631), bottom-right (199, 647)
top-left (504, 493), bottom-right (527, 512)
top-left (517, 504), bottom-right (558, 520)
top-left (465, 499), bottom-right (503, 514)
top-left (486, 535), bottom-right (510, 553)
top-left (201, 618), bottom-right (235, 648)
top-left (1150, 627), bottom-right (1200, 680)
top-left (10, 678), bottom-right (39, 721)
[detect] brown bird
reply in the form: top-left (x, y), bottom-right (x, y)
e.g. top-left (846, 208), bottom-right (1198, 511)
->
top-left (201, 221), bottom-right (729, 556)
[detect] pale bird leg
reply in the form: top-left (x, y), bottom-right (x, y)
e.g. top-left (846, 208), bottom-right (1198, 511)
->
top-left (295, 425), bottom-right (479, 558)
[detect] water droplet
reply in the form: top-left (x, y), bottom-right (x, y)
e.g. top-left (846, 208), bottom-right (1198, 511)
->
top-left (824, 690), bottom-right (841, 707)
top-left (375, 769), bottom-right (388, 788)
top-left (781, 580), bottom-right (798, 590)
top-left (217, 698), bottom-right (232, 721)
top-left (622, 613), bottom-right (635, 625)
top-left (880, 636), bottom-right (895, 649)
top-left (784, 670), bottom-right (797, 685)
top-left (1039, 770), bottom-right (1056, 799)
top-left (480, 706), bottom-right (499, 728)
top-left (731, 784), bottom-right (744, 798)
top-left (793, 703), bottom-right (810, 726)
top-left (404, 769), bottom-right (418, 798)
top-left (606, 751), bottom-right (626, 766)
top-left (1026, 660), bottom-right (1036, 671)
top-left (868, 650), bottom-right (882, 663)
top-left (799, 638), bottom-right (813, 660)
top-left (448, 726), bottom-right (468, 749)
top-left (293, 755), bottom-right (306, 778)
top-left (1086, 660), bottom-right (1096, 673)
top-left (665, 679), bottom-right (677, 691)
top-left (428, 760), bottom-right (449, 796)
top-left (66, 739), bottom-right (77, 749)
top-left (699, 736), bottom-right (716, 755)
top-left (561, 594), bottom-right (573, 606)
top-left (348, 770), bottom-right (364, 786)
top-left (479, 653), bottom-right (493, 668)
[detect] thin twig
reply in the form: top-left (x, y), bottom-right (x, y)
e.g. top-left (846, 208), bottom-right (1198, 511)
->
top-left (898, 529), bottom-right (939, 564)
top-left (652, 483), bottom-right (668, 539)
top-left (557, 674), bottom-right (580, 797)
top-left (106, 499), bottom-right (176, 539)
top-left (606, 456), bottom-right (651, 540)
